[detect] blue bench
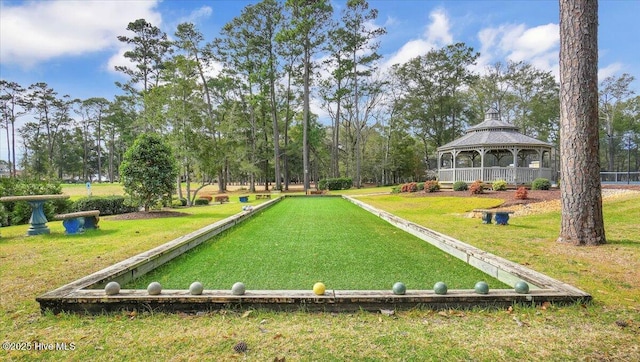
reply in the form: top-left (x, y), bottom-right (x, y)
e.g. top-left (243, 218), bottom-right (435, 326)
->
top-left (54, 210), bottom-right (100, 234)
top-left (473, 209), bottom-right (515, 225)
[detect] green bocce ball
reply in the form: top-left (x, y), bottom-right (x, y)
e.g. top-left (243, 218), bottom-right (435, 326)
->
top-left (514, 281), bottom-right (530, 294)
top-left (392, 282), bottom-right (407, 295)
top-left (433, 281), bottom-right (448, 295)
top-left (474, 281), bottom-right (489, 294)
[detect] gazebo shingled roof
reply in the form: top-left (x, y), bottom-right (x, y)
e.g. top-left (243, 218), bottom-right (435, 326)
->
top-left (437, 108), bottom-right (551, 151)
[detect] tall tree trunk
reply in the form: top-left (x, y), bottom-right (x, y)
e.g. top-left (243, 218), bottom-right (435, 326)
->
top-left (3, 121), bottom-right (10, 173)
top-left (270, 61), bottom-right (281, 191)
top-left (11, 119), bottom-right (16, 177)
top-left (176, 174), bottom-right (183, 204)
top-left (109, 129), bottom-right (116, 183)
top-left (185, 165), bottom-right (192, 206)
top-left (354, 52), bottom-right (362, 188)
top-left (302, 46), bottom-right (311, 192)
top-left (332, 79), bottom-right (342, 178)
top-left (284, 91), bottom-right (291, 191)
top-left (558, 0), bottom-right (606, 245)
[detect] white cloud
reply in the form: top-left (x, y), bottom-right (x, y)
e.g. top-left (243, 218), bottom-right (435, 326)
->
top-left (425, 8), bottom-right (452, 45)
top-left (106, 47), bottom-right (136, 78)
top-left (383, 39), bottom-right (434, 68)
top-left (0, 0), bottom-right (162, 68)
top-left (475, 22), bottom-right (560, 78)
top-left (180, 6), bottom-right (213, 24)
top-left (382, 8), bottom-right (452, 69)
top-left (505, 23), bottom-right (559, 63)
top-left (383, 15), bottom-right (398, 28)
top-left (598, 62), bottom-right (623, 81)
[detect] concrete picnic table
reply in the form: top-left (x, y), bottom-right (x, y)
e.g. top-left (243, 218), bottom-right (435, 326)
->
top-left (0, 194), bottom-right (70, 236)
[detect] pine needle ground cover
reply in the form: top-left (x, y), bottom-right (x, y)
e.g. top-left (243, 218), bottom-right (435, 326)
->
top-left (126, 197), bottom-right (508, 290)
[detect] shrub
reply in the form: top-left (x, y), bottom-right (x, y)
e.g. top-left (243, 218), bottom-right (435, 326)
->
top-left (194, 198), bottom-right (210, 206)
top-left (171, 199), bottom-right (184, 208)
top-left (73, 196), bottom-right (139, 216)
top-left (318, 177), bottom-right (353, 190)
top-left (531, 178), bottom-right (551, 190)
top-left (391, 186), bottom-right (401, 194)
top-left (492, 179), bottom-right (508, 191)
top-left (400, 182), bottom-right (418, 193)
top-left (416, 182), bottom-right (425, 191)
top-left (172, 197), bottom-right (187, 206)
top-left (0, 203), bottom-right (6, 227)
top-left (453, 181), bottom-right (468, 191)
top-left (199, 195), bottom-right (213, 202)
top-left (515, 186), bottom-right (529, 200)
top-left (0, 177), bottom-right (70, 226)
top-left (469, 180), bottom-right (485, 195)
top-left (424, 180), bottom-right (440, 193)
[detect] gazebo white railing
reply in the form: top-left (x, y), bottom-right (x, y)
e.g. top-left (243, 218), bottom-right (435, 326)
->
top-left (438, 167), bottom-right (552, 183)
top-left (437, 108), bottom-right (553, 185)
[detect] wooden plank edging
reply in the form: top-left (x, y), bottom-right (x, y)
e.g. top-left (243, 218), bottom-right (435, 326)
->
top-left (38, 197), bottom-right (283, 299)
top-left (37, 194), bottom-right (590, 314)
top-left (343, 195), bottom-right (590, 299)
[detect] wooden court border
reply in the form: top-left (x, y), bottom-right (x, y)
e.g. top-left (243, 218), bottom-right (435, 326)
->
top-left (37, 195), bottom-right (590, 314)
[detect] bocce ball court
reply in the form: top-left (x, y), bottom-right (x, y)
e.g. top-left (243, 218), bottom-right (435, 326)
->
top-left (37, 195), bottom-right (590, 314)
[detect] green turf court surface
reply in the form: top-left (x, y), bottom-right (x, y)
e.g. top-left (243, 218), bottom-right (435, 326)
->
top-left (127, 197), bottom-right (508, 290)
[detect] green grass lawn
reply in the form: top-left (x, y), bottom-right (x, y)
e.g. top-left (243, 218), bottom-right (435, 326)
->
top-left (357, 193), bottom-right (640, 308)
top-left (61, 182), bottom-right (125, 199)
top-left (1, 187), bottom-right (638, 360)
top-left (127, 197), bottom-right (507, 290)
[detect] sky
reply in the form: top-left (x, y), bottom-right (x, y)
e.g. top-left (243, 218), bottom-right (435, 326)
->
top-left (1, 0), bottom-right (639, 161)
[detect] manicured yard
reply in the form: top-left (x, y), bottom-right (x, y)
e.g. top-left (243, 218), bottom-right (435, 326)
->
top-left (127, 197), bottom-right (507, 290)
top-left (1, 185), bottom-right (638, 360)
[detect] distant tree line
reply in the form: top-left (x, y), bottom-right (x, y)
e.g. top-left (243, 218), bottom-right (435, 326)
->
top-left (1, 0), bottom-right (638, 195)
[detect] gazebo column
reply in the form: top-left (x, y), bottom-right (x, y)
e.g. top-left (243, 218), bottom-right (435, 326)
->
top-left (452, 150), bottom-right (458, 182)
top-left (511, 147), bottom-right (519, 185)
top-left (537, 148), bottom-right (543, 179)
top-left (479, 148), bottom-right (486, 182)
top-left (437, 152), bottom-right (442, 181)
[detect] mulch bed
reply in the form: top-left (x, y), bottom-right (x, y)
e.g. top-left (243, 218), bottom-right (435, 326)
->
top-left (106, 210), bottom-right (189, 221)
top-left (418, 189), bottom-right (560, 207)
top-left (416, 184), bottom-right (640, 208)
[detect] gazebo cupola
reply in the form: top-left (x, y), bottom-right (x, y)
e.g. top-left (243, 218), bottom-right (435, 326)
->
top-left (437, 108), bottom-right (553, 185)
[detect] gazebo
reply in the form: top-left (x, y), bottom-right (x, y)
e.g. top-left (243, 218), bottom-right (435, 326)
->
top-left (437, 108), bottom-right (553, 185)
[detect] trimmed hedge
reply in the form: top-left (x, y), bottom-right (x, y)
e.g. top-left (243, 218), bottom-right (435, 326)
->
top-left (318, 178), bottom-right (353, 190)
top-left (453, 181), bottom-right (468, 191)
top-left (424, 180), bottom-right (440, 193)
top-left (194, 198), bottom-right (210, 205)
top-left (492, 180), bottom-right (508, 191)
top-left (515, 186), bottom-right (529, 200)
top-left (172, 197), bottom-right (187, 206)
top-left (72, 196), bottom-right (139, 216)
top-left (400, 182), bottom-right (418, 193)
top-left (532, 178), bottom-right (551, 190)
top-left (469, 180), bottom-right (485, 195)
